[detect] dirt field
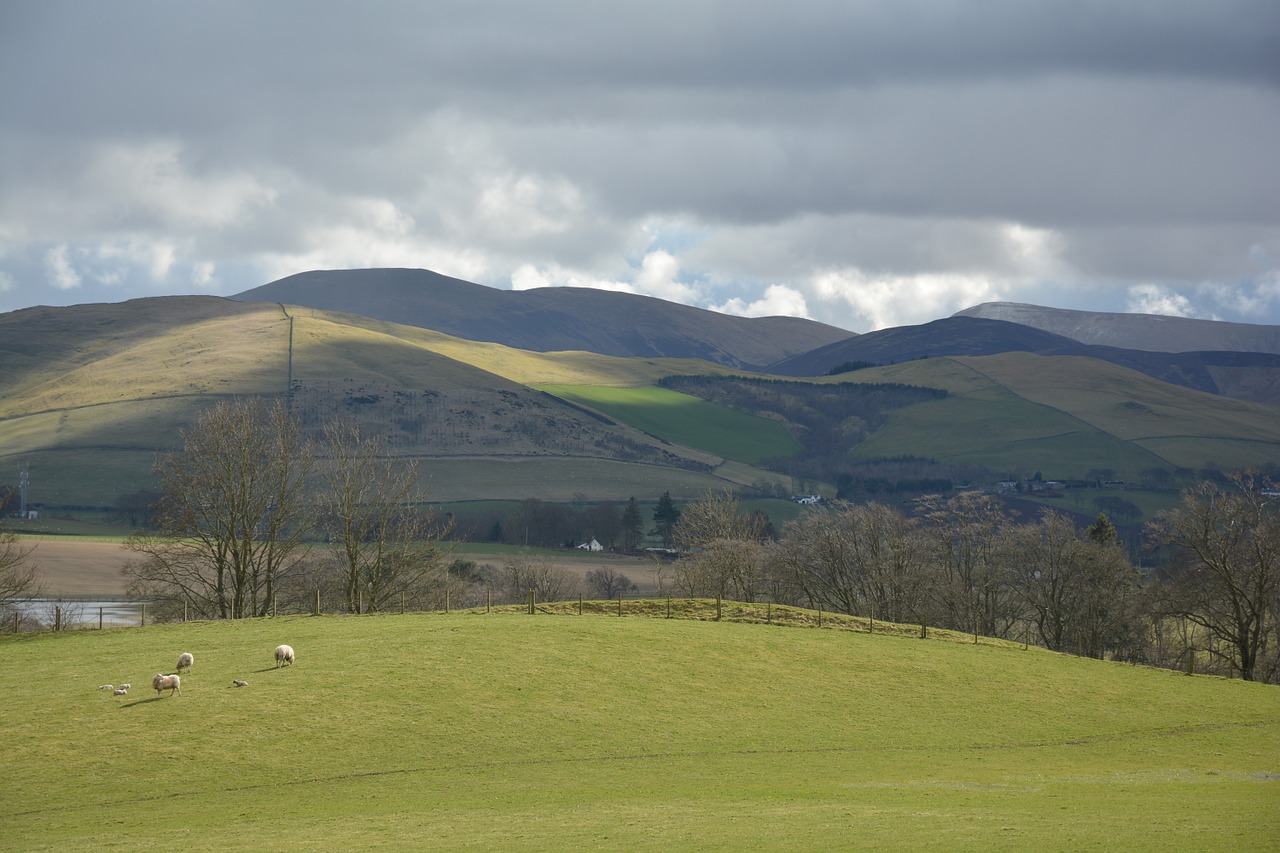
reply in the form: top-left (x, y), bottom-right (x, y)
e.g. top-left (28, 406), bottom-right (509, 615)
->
top-left (24, 539), bottom-right (665, 599)
top-left (25, 539), bottom-right (134, 597)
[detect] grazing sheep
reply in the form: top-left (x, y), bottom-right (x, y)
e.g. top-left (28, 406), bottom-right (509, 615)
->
top-left (232, 679), bottom-right (249, 688)
top-left (98, 684), bottom-right (114, 691)
top-left (119, 683), bottom-right (131, 690)
top-left (176, 652), bottom-right (194, 673)
top-left (273, 644), bottom-right (294, 667)
top-left (152, 673), bottom-right (181, 697)
top-left (113, 687), bottom-right (128, 696)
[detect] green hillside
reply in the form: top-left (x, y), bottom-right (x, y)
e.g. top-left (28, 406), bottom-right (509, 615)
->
top-left (4, 297), bottom-right (1279, 508)
top-left (827, 356), bottom-right (1280, 479)
top-left (2, 611), bottom-right (1276, 851)
top-left (538, 384), bottom-right (802, 464)
top-left (0, 298), bottom-right (783, 504)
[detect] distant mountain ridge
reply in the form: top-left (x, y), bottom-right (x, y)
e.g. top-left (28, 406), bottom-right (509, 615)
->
top-left (956, 302), bottom-right (1280, 354)
top-left (233, 268), bottom-right (853, 371)
top-left (767, 316), bottom-right (1280, 405)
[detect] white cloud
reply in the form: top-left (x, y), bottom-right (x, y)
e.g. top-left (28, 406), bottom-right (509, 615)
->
top-left (1126, 284), bottom-right (1195, 317)
top-left (44, 244), bottom-right (81, 290)
top-left (812, 269), bottom-right (1005, 331)
top-left (713, 284), bottom-right (811, 319)
top-left (192, 260), bottom-right (217, 288)
top-left (632, 250), bottom-right (700, 303)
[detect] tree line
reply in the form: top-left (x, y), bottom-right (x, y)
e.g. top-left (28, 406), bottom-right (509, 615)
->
top-left (666, 476), bottom-right (1279, 683)
top-left (4, 397), bottom-right (1275, 683)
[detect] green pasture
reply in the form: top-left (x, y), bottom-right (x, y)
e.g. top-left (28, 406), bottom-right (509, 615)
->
top-left (538, 384), bottom-right (802, 465)
top-left (2, 607), bottom-right (1276, 851)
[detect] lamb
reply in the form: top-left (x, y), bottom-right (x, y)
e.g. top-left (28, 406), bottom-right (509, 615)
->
top-left (232, 679), bottom-right (249, 688)
top-left (119, 683), bottom-right (131, 690)
top-left (98, 684), bottom-right (114, 691)
top-left (113, 687), bottom-right (128, 696)
top-left (152, 673), bottom-right (181, 697)
top-left (176, 652), bottom-right (194, 673)
top-left (273, 644), bottom-right (294, 667)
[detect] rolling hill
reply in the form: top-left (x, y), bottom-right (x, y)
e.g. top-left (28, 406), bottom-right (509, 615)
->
top-left (0, 297), bottom-right (794, 505)
top-left (232, 268), bottom-right (853, 370)
top-left (767, 316), bottom-right (1280, 406)
top-left (957, 301), bottom-right (1280, 354)
top-left (3, 286), bottom-right (1280, 510)
top-left (2, 610), bottom-right (1277, 850)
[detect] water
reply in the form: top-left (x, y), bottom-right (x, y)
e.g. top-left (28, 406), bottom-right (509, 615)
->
top-left (12, 598), bottom-right (145, 628)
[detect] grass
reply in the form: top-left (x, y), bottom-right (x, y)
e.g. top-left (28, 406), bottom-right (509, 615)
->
top-left (539, 384), bottom-right (802, 465)
top-left (2, 605), bottom-right (1276, 851)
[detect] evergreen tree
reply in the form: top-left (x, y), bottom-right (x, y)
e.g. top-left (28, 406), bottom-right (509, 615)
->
top-left (652, 491), bottom-right (681, 548)
top-left (1087, 512), bottom-right (1118, 544)
top-left (621, 497), bottom-right (644, 552)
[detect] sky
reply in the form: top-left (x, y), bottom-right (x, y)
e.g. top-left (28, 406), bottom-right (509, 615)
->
top-left (2, 1), bottom-right (1278, 333)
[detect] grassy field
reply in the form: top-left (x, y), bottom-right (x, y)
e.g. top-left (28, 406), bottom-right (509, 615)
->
top-left (539, 384), bottom-right (802, 465)
top-left (2, 608), bottom-right (1276, 851)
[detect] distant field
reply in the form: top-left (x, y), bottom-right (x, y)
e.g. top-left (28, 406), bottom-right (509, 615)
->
top-left (539, 384), bottom-right (802, 465)
top-left (2, 611), bottom-right (1276, 850)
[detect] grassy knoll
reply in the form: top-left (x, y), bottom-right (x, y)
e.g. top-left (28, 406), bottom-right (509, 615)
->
top-left (2, 608), bottom-right (1276, 851)
top-left (539, 385), bottom-right (802, 465)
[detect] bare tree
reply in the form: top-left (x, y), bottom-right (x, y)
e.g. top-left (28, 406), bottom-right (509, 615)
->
top-left (316, 420), bottom-right (453, 613)
top-left (0, 518), bottom-right (42, 616)
top-left (1007, 509), bottom-right (1139, 656)
top-left (1146, 470), bottom-right (1280, 681)
top-left (124, 397), bottom-right (315, 619)
top-left (585, 567), bottom-right (635, 599)
top-left (918, 491), bottom-right (1019, 638)
top-left (771, 502), bottom-right (926, 620)
top-left (498, 553), bottom-right (579, 603)
top-left (672, 490), bottom-right (770, 600)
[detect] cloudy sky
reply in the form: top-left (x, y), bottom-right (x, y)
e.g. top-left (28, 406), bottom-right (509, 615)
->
top-left (2, 1), bottom-right (1278, 332)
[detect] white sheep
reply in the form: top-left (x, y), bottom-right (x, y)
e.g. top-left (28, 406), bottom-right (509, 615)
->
top-left (98, 684), bottom-right (114, 691)
top-left (113, 687), bottom-right (128, 696)
top-left (176, 652), bottom-right (194, 673)
top-left (232, 679), bottom-right (249, 688)
top-left (152, 673), bottom-right (181, 697)
top-left (119, 683), bottom-right (131, 690)
top-left (274, 644), bottom-right (294, 667)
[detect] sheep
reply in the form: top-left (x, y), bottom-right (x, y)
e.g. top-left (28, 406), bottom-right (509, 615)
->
top-left (273, 644), bottom-right (294, 667)
top-left (98, 684), bottom-right (114, 691)
top-left (232, 679), bottom-right (249, 688)
top-left (113, 687), bottom-right (128, 696)
top-left (176, 652), bottom-right (194, 674)
top-left (152, 673), bottom-right (181, 697)
top-left (119, 683), bottom-right (131, 690)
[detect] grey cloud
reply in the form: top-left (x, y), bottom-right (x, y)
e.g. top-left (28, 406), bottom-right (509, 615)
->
top-left (1, 1), bottom-right (1277, 328)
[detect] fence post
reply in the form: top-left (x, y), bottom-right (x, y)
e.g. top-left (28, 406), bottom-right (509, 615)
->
top-left (579, 594), bottom-right (583, 616)
top-left (486, 589), bottom-right (491, 613)
top-left (617, 595), bottom-right (623, 617)
top-left (920, 615), bottom-right (927, 639)
top-left (445, 589), bottom-right (449, 613)
top-left (528, 588), bottom-right (535, 615)
top-left (314, 589), bottom-right (321, 616)
top-left (99, 607), bottom-right (104, 631)
top-left (401, 592), bottom-right (405, 614)
top-left (667, 596), bottom-right (671, 619)
top-left (767, 602), bottom-right (772, 624)
top-left (184, 601), bottom-right (188, 623)
top-left (140, 603), bottom-right (145, 627)
top-left (1187, 648), bottom-right (1196, 676)
top-left (716, 595), bottom-right (722, 621)
top-left (817, 605), bottom-right (822, 628)
top-left (869, 616), bottom-right (874, 634)
top-left (14, 610), bottom-right (19, 634)
top-left (55, 606), bottom-right (61, 632)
